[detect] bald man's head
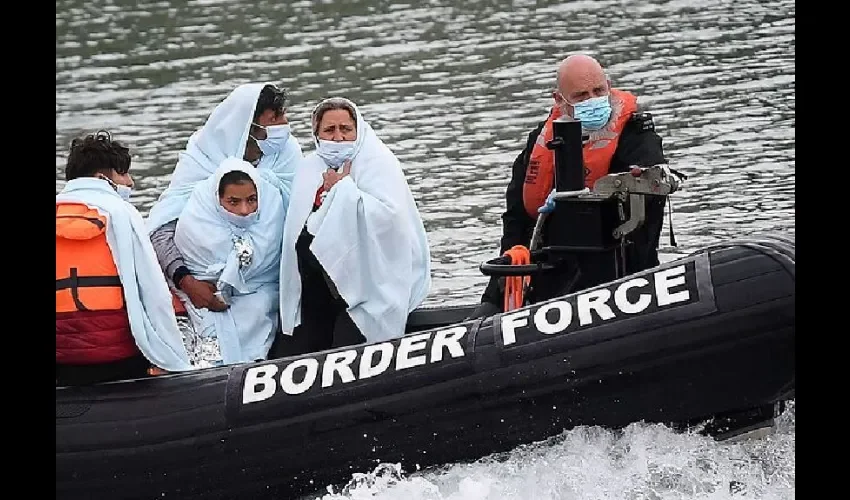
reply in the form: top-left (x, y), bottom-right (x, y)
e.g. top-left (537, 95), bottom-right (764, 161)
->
top-left (553, 54), bottom-right (611, 114)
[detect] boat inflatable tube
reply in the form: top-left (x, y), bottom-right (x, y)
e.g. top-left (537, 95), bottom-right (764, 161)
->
top-left (56, 233), bottom-right (795, 500)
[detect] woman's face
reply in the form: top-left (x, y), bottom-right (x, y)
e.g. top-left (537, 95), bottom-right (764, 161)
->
top-left (317, 109), bottom-right (356, 142)
top-left (219, 180), bottom-right (258, 216)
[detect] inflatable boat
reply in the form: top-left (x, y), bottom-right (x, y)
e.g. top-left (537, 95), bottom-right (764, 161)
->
top-left (56, 118), bottom-right (795, 499)
top-left (55, 234), bottom-right (795, 499)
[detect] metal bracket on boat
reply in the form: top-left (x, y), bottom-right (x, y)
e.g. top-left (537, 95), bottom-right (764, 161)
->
top-left (482, 165), bottom-right (685, 276)
top-left (593, 163), bottom-right (681, 198)
top-left (592, 164), bottom-right (682, 239)
top-left (528, 164), bottom-right (682, 249)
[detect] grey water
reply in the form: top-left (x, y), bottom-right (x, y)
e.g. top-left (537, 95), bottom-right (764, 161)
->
top-left (56, 0), bottom-right (795, 498)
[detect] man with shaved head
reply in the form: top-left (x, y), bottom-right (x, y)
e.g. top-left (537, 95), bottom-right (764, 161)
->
top-left (471, 53), bottom-right (669, 318)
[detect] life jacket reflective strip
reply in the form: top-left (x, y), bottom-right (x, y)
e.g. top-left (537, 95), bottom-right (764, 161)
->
top-left (522, 89), bottom-right (638, 218)
top-left (56, 203), bottom-right (125, 314)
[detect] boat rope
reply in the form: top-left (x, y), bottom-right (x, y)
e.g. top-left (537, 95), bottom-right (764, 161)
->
top-left (503, 245), bottom-right (532, 312)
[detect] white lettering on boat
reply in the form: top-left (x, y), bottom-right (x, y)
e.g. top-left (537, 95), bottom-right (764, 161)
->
top-left (281, 358), bottom-right (318, 395)
top-left (322, 350), bottom-right (357, 388)
top-left (359, 342), bottom-right (394, 380)
top-left (500, 264), bottom-right (694, 347)
top-left (395, 332), bottom-right (431, 370)
top-left (241, 325), bottom-right (468, 405)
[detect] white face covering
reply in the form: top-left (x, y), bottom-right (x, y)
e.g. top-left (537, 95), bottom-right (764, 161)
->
top-left (317, 139), bottom-right (356, 169)
top-left (218, 208), bottom-right (259, 229)
top-left (215, 190), bottom-right (259, 228)
top-left (253, 123), bottom-right (291, 157)
top-left (116, 184), bottom-right (132, 202)
top-left (99, 174), bottom-right (132, 202)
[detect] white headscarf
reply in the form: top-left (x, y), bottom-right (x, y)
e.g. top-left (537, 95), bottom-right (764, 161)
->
top-left (147, 83), bottom-right (302, 233)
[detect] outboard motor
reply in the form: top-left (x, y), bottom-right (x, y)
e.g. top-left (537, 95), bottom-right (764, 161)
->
top-left (480, 115), bottom-right (683, 308)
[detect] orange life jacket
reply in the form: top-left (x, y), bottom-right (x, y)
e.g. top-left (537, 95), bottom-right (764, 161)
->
top-left (522, 89), bottom-right (638, 218)
top-left (56, 203), bottom-right (125, 313)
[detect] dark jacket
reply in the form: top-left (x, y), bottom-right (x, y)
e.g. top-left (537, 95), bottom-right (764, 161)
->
top-left (481, 111), bottom-right (669, 308)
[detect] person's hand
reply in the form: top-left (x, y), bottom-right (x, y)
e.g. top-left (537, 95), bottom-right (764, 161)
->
top-left (538, 189), bottom-right (557, 214)
top-left (178, 275), bottom-right (228, 312)
top-left (322, 160), bottom-right (352, 191)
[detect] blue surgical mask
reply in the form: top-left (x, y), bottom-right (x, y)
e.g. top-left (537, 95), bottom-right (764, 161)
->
top-left (99, 174), bottom-right (132, 202)
top-left (116, 184), bottom-right (132, 202)
top-left (317, 139), bottom-right (356, 169)
top-left (254, 124), bottom-right (291, 156)
top-left (572, 95), bottom-right (612, 131)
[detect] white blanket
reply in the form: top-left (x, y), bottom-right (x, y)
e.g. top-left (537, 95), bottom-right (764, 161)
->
top-left (280, 99), bottom-right (432, 343)
top-left (174, 158), bottom-right (284, 364)
top-left (56, 179), bottom-right (193, 372)
top-left (146, 82), bottom-right (302, 233)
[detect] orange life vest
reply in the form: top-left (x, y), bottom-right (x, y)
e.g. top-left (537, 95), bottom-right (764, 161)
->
top-left (522, 89), bottom-right (638, 218)
top-left (56, 203), bottom-right (125, 313)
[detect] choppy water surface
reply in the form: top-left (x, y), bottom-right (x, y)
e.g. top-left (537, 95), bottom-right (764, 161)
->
top-left (319, 403), bottom-right (795, 500)
top-left (56, 0), bottom-right (794, 498)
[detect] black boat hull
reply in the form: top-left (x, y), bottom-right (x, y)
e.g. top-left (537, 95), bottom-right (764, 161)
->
top-left (56, 234), bottom-right (795, 499)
